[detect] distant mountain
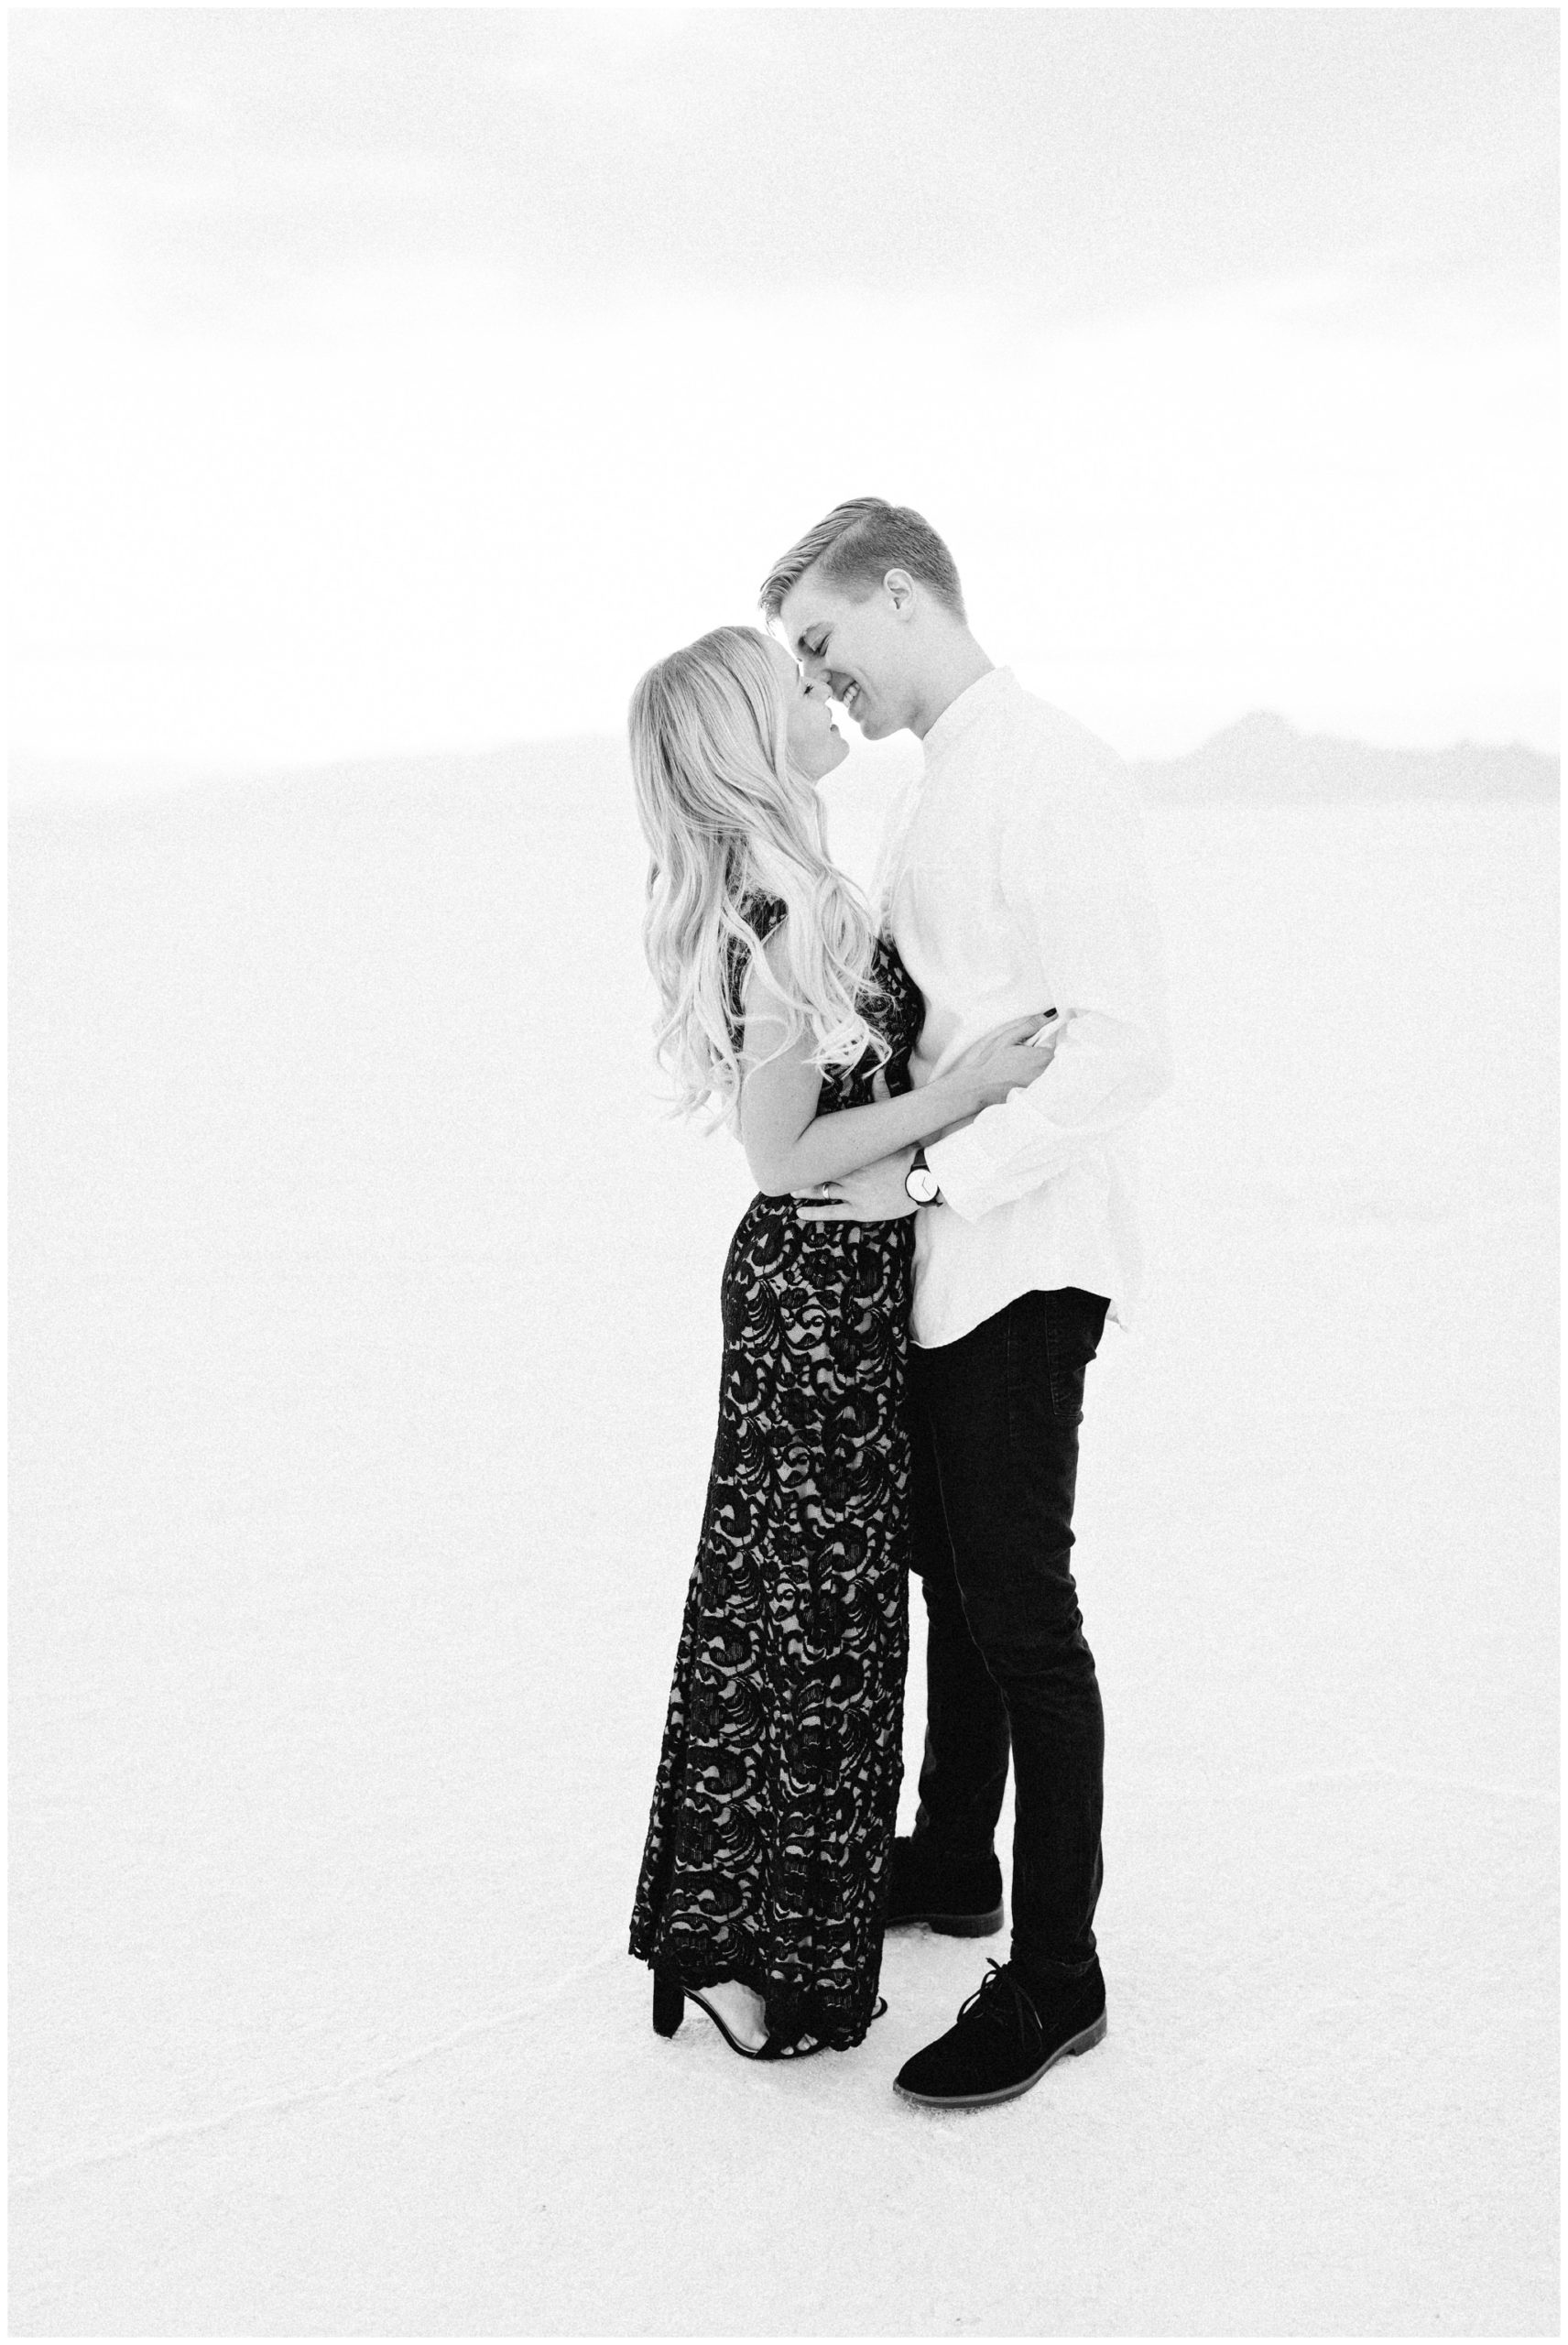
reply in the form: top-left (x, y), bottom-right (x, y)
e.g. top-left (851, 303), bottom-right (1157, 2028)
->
top-left (6, 736), bottom-right (629, 816)
top-left (1130, 712), bottom-right (1557, 803)
top-left (10, 713), bottom-right (1558, 817)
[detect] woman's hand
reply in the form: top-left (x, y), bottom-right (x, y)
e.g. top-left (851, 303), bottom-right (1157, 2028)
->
top-left (941, 1012), bottom-right (1061, 1112)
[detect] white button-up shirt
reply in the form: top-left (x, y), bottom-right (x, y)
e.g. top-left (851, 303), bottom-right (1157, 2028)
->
top-left (877, 667), bottom-right (1171, 1347)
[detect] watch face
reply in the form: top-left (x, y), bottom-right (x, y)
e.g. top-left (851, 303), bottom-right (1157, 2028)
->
top-left (907, 1168), bottom-right (940, 1204)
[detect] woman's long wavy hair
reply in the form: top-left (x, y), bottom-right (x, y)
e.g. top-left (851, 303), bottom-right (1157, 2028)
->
top-left (629, 625), bottom-right (889, 1127)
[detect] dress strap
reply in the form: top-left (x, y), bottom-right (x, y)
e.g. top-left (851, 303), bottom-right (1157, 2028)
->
top-left (724, 894), bottom-right (789, 1047)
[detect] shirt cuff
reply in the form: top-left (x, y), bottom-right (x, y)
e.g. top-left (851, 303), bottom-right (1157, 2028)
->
top-left (924, 1088), bottom-right (1077, 1223)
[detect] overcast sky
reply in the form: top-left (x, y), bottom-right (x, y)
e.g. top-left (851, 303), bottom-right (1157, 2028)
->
top-left (11, 7), bottom-right (1559, 768)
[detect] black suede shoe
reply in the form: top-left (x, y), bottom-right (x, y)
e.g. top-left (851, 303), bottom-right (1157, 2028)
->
top-left (885, 1835), bottom-right (1005, 1936)
top-left (893, 1959), bottom-right (1106, 2108)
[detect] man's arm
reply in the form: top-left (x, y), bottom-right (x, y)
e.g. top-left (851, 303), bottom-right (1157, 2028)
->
top-left (925, 780), bottom-right (1171, 1221)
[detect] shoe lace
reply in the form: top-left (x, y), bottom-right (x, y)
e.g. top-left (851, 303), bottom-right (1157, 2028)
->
top-left (957, 1960), bottom-right (1041, 2045)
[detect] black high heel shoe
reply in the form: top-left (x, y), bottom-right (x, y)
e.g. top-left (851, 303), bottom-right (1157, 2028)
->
top-left (651, 1970), bottom-right (885, 2058)
top-left (652, 1970), bottom-right (686, 2038)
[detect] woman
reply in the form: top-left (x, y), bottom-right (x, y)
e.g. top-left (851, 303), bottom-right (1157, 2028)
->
top-left (626, 625), bottom-right (1050, 2060)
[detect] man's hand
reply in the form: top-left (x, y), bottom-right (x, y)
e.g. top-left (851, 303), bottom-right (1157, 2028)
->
top-left (794, 1148), bottom-right (920, 1223)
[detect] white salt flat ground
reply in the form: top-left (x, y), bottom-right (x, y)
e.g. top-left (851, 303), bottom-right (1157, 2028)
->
top-left (9, 751), bottom-right (1558, 2336)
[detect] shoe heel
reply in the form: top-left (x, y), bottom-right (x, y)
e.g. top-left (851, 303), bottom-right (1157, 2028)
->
top-left (929, 1905), bottom-right (1006, 1938)
top-left (1066, 2010), bottom-right (1107, 2056)
top-left (652, 1971), bottom-right (684, 2038)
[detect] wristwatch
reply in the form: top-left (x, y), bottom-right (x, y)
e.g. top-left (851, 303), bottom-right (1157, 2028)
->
top-left (905, 1146), bottom-right (942, 1207)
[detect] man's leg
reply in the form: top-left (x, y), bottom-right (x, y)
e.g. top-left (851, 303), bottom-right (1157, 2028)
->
top-left (916, 1286), bottom-right (1109, 1987)
top-left (905, 1370), bottom-right (1011, 1869)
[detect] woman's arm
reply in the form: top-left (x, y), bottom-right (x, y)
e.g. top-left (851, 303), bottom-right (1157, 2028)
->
top-left (736, 934), bottom-right (1045, 1195)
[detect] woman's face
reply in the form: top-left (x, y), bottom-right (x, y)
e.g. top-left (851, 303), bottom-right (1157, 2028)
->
top-left (774, 640), bottom-right (849, 783)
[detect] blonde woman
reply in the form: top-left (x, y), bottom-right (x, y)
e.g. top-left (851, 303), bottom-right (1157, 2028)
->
top-left (626, 626), bottom-right (1051, 2061)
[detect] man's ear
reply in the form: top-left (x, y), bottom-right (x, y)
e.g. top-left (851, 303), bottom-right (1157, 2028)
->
top-left (882, 567), bottom-right (917, 617)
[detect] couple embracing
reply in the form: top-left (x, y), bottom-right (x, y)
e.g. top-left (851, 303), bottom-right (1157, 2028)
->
top-left (626, 498), bottom-right (1170, 2109)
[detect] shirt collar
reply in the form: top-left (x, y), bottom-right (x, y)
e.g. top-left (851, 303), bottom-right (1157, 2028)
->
top-left (920, 665), bottom-right (1017, 766)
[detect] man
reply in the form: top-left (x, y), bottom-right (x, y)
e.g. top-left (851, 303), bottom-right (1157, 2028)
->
top-left (759, 498), bottom-right (1171, 2109)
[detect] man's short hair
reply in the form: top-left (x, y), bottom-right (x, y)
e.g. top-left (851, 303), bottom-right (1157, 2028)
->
top-left (759, 497), bottom-right (966, 626)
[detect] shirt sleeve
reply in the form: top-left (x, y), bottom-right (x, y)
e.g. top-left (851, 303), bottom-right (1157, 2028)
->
top-left (925, 769), bottom-right (1172, 1222)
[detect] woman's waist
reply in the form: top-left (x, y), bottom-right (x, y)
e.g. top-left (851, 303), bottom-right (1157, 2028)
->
top-left (738, 1190), bottom-right (913, 1233)
top-left (730, 1192), bottom-right (916, 1268)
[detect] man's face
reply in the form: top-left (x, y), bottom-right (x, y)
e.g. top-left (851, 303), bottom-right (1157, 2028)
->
top-left (777, 567), bottom-right (917, 742)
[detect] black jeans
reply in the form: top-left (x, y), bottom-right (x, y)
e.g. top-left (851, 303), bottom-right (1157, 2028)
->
top-left (907, 1285), bottom-right (1110, 1986)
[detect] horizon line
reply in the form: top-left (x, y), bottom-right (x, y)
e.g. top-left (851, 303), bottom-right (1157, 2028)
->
top-left (9, 708), bottom-right (1563, 790)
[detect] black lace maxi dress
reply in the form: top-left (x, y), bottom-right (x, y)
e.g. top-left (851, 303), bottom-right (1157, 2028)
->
top-left (629, 899), bottom-right (924, 2050)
